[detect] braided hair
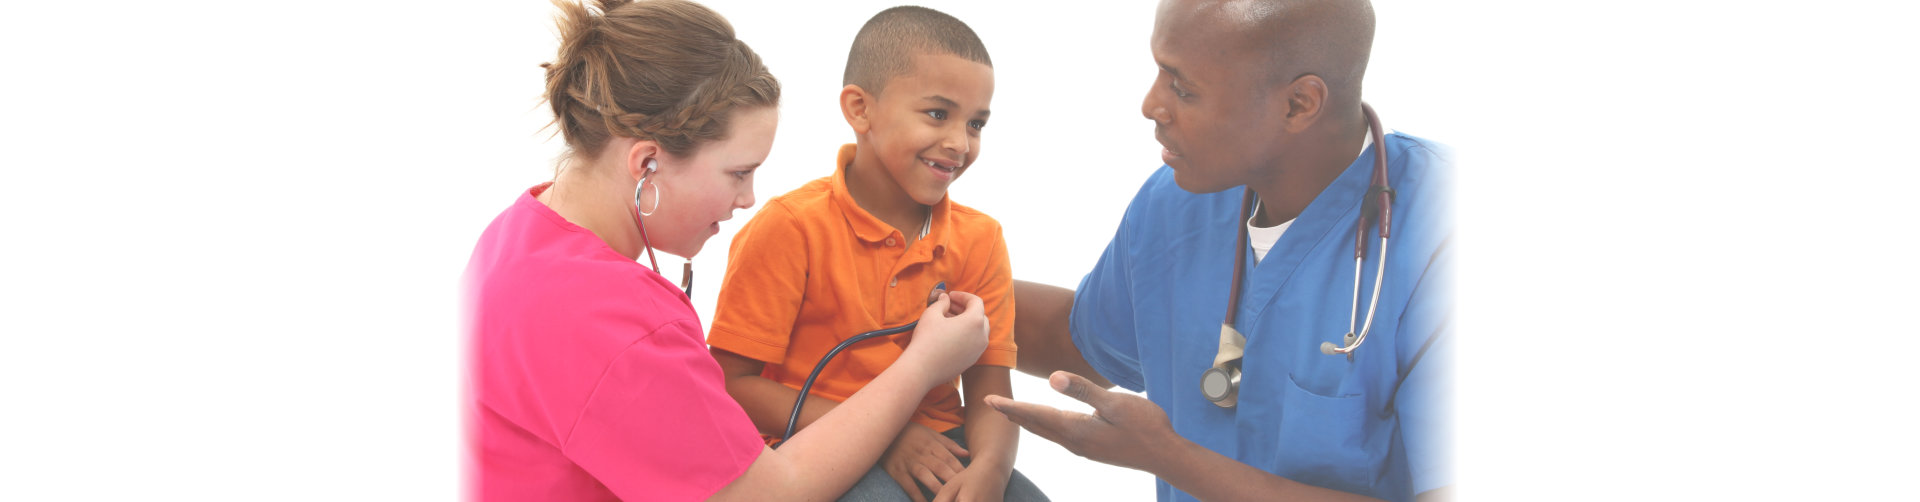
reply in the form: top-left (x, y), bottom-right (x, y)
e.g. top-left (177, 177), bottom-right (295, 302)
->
top-left (541, 0), bottom-right (780, 160)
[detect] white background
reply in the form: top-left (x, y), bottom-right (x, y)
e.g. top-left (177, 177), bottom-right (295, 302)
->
top-left (3, 0), bottom-right (1917, 500)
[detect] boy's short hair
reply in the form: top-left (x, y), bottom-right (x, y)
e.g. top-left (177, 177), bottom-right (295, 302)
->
top-left (842, 6), bottom-right (992, 97)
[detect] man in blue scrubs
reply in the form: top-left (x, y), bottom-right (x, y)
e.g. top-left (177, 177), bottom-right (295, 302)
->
top-left (983, 0), bottom-right (1452, 500)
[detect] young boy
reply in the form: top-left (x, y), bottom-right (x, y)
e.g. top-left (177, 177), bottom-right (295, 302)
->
top-left (707, 6), bottom-right (1046, 502)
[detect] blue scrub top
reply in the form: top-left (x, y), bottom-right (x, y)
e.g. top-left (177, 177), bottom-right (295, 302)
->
top-left (1070, 132), bottom-right (1453, 502)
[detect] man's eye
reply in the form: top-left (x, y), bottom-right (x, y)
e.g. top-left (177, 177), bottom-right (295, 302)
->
top-left (926, 110), bottom-right (948, 120)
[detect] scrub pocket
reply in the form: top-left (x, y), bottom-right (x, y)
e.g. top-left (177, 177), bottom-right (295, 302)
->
top-left (1274, 372), bottom-right (1377, 494)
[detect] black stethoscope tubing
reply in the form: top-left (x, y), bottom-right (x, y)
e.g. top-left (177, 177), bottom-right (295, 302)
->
top-left (777, 282), bottom-right (947, 447)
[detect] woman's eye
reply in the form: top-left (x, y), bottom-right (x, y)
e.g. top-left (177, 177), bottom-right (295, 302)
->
top-left (926, 110), bottom-right (947, 120)
top-left (1170, 82), bottom-right (1190, 98)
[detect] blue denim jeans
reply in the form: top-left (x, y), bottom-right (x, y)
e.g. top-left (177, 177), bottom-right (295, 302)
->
top-left (836, 426), bottom-right (1050, 502)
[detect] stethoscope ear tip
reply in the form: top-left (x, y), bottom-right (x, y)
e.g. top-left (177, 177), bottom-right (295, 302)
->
top-left (1320, 341), bottom-right (1340, 355)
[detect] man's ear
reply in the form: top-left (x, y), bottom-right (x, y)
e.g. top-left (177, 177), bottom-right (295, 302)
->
top-left (1281, 74), bottom-right (1327, 133)
top-left (841, 84), bottom-right (873, 135)
top-left (625, 139), bottom-right (662, 182)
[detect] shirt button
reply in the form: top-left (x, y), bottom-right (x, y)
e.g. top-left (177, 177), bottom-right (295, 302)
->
top-left (889, 278), bottom-right (898, 287)
top-left (884, 237), bottom-right (896, 247)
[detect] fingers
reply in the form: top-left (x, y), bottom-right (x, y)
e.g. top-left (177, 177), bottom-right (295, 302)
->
top-left (944, 290), bottom-right (982, 316)
top-left (932, 429), bottom-right (971, 459)
top-left (912, 464), bottom-right (945, 496)
top-left (1050, 371), bottom-right (1115, 410)
top-left (926, 292), bottom-right (951, 315)
top-left (984, 395), bottom-right (1069, 440)
top-left (926, 453), bottom-right (960, 483)
top-left (931, 480), bottom-right (960, 502)
top-left (887, 467), bottom-right (930, 502)
top-left (925, 283), bottom-right (947, 305)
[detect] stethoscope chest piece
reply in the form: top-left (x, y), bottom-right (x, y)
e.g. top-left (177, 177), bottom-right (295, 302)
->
top-left (1202, 322), bottom-right (1248, 408)
top-left (1200, 364), bottom-right (1241, 407)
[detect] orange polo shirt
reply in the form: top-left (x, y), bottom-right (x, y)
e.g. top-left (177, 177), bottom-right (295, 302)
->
top-left (708, 143), bottom-right (1016, 435)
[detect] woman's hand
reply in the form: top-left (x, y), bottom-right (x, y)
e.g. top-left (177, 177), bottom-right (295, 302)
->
top-left (880, 422), bottom-right (971, 502)
top-left (897, 291), bottom-right (989, 388)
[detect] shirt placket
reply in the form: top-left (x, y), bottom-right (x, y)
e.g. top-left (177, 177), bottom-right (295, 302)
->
top-left (882, 233), bottom-right (938, 326)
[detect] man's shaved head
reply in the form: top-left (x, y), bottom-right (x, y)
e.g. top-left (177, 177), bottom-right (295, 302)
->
top-left (1143, 0), bottom-right (1378, 203)
top-left (1164, 0), bottom-right (1373, 108)
top-left (843, 6), bottom-right (993, 97)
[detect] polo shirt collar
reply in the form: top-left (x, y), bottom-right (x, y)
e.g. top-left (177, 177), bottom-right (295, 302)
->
top-left (832, 144), bottom-right (954, 252)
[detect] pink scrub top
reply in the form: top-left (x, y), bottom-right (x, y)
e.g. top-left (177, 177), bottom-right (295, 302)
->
top-left (465, 183), bottom-right (763, 501)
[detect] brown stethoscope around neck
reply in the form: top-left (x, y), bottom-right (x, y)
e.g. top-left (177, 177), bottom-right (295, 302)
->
top-left (1199, 103), bottom-right (1392, 408)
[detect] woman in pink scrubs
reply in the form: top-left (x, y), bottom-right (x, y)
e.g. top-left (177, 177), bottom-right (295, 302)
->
top-left (463, 1), bottom-right (991, 500)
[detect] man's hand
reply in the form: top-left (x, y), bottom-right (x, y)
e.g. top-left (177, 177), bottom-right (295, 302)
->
top-left (983, 371), bottom-right (1179, 472)
top-left (881, 422), bottom-right (970, 502)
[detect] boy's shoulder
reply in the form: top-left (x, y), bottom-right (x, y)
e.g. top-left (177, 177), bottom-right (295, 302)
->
top-left (940, 196), bottom-right (1005, 242)
top-left (763, 175), bottom-right (838, 215)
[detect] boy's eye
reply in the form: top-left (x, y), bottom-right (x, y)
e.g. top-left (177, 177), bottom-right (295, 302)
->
top-left (969, 120), bottom-right (986, 131)
top-left (732, 170), bottom-right (752, 180)
top-left (926, 110), bottom-right (947, 120)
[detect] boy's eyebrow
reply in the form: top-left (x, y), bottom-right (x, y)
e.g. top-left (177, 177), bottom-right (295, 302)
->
top-left (919, 95), bottom-right (960, 108)
top-left (922, 95), bottom-right (990, 118)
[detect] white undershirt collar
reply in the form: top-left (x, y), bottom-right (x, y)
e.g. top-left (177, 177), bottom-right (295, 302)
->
top-left (1246, 122), bottom-right (1381, 263)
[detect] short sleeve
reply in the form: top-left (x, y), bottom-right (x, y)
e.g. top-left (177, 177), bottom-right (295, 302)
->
top-left (1068, 183), bottom-right (1153, 392)
top-left (958, 223), bottom-right (1018, 368)
top-left (708, 202), bottom-right (810, 364)
top-left (1393, 241), bottom-right (1453, 495)
top-left (563, 319), bottom-right (765, 501)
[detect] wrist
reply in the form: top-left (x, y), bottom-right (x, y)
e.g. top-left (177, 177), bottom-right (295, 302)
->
top-left (969, 451), bottom-right (1015, 473)
top-left (1143, 431), bottom-right (1202, 479)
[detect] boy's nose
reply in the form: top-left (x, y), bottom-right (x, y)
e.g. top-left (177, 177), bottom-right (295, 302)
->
top-left (943, 123), bottom-right (971, 155)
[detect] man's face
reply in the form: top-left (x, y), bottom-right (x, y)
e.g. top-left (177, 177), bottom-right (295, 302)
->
top-left (1142, 0), bottom-right (1286, 194)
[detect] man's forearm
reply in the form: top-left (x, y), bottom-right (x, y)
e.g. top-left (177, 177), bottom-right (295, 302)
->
top-left (1011, 280), bottom-right (1113, 388)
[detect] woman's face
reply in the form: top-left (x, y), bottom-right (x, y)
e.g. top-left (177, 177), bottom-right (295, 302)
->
top-left (640, 106), bottom-right (778, 258)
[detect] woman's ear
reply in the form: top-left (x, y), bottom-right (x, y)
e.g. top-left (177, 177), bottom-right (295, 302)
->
top-left (625, 140), bottom-right (662, 182)
top-left (840, 84), bottom-right (872, 135)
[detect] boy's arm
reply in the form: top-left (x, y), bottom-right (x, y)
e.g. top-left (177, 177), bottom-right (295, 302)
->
top-left (712, 348), bottom-right (843, 437)
top-left (960, 365), bottom-right (1018, 476)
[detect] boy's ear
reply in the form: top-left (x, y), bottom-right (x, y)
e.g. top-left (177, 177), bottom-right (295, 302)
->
top-left (840, 84), bottom-right (872, 135)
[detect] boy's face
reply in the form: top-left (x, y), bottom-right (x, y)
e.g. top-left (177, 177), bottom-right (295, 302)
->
top-left (861, 53), bottom-right (994, 206)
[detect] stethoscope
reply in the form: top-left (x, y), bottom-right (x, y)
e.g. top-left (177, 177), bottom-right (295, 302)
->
top-left (773, 282), bottom-right (948, 448)
top-left (1199, 103), bottom-right (1392, 408)
top-left (632, 158), bottom-right (694, 298)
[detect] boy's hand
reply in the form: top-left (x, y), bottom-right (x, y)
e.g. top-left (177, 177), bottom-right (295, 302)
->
top-left (897, 291), bottom-right (989, 388)
top-left (881, 422), bottom-right (970, 502)
top-left (930, 463), bottom-right (1010, 502)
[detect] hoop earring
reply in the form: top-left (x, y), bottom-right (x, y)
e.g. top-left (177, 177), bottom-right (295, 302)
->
top-left (635, 178), bottom-right (661, 216)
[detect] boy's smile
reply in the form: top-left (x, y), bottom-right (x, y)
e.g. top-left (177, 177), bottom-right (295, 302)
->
top-left (850, 52), bottom-right (995, 215)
